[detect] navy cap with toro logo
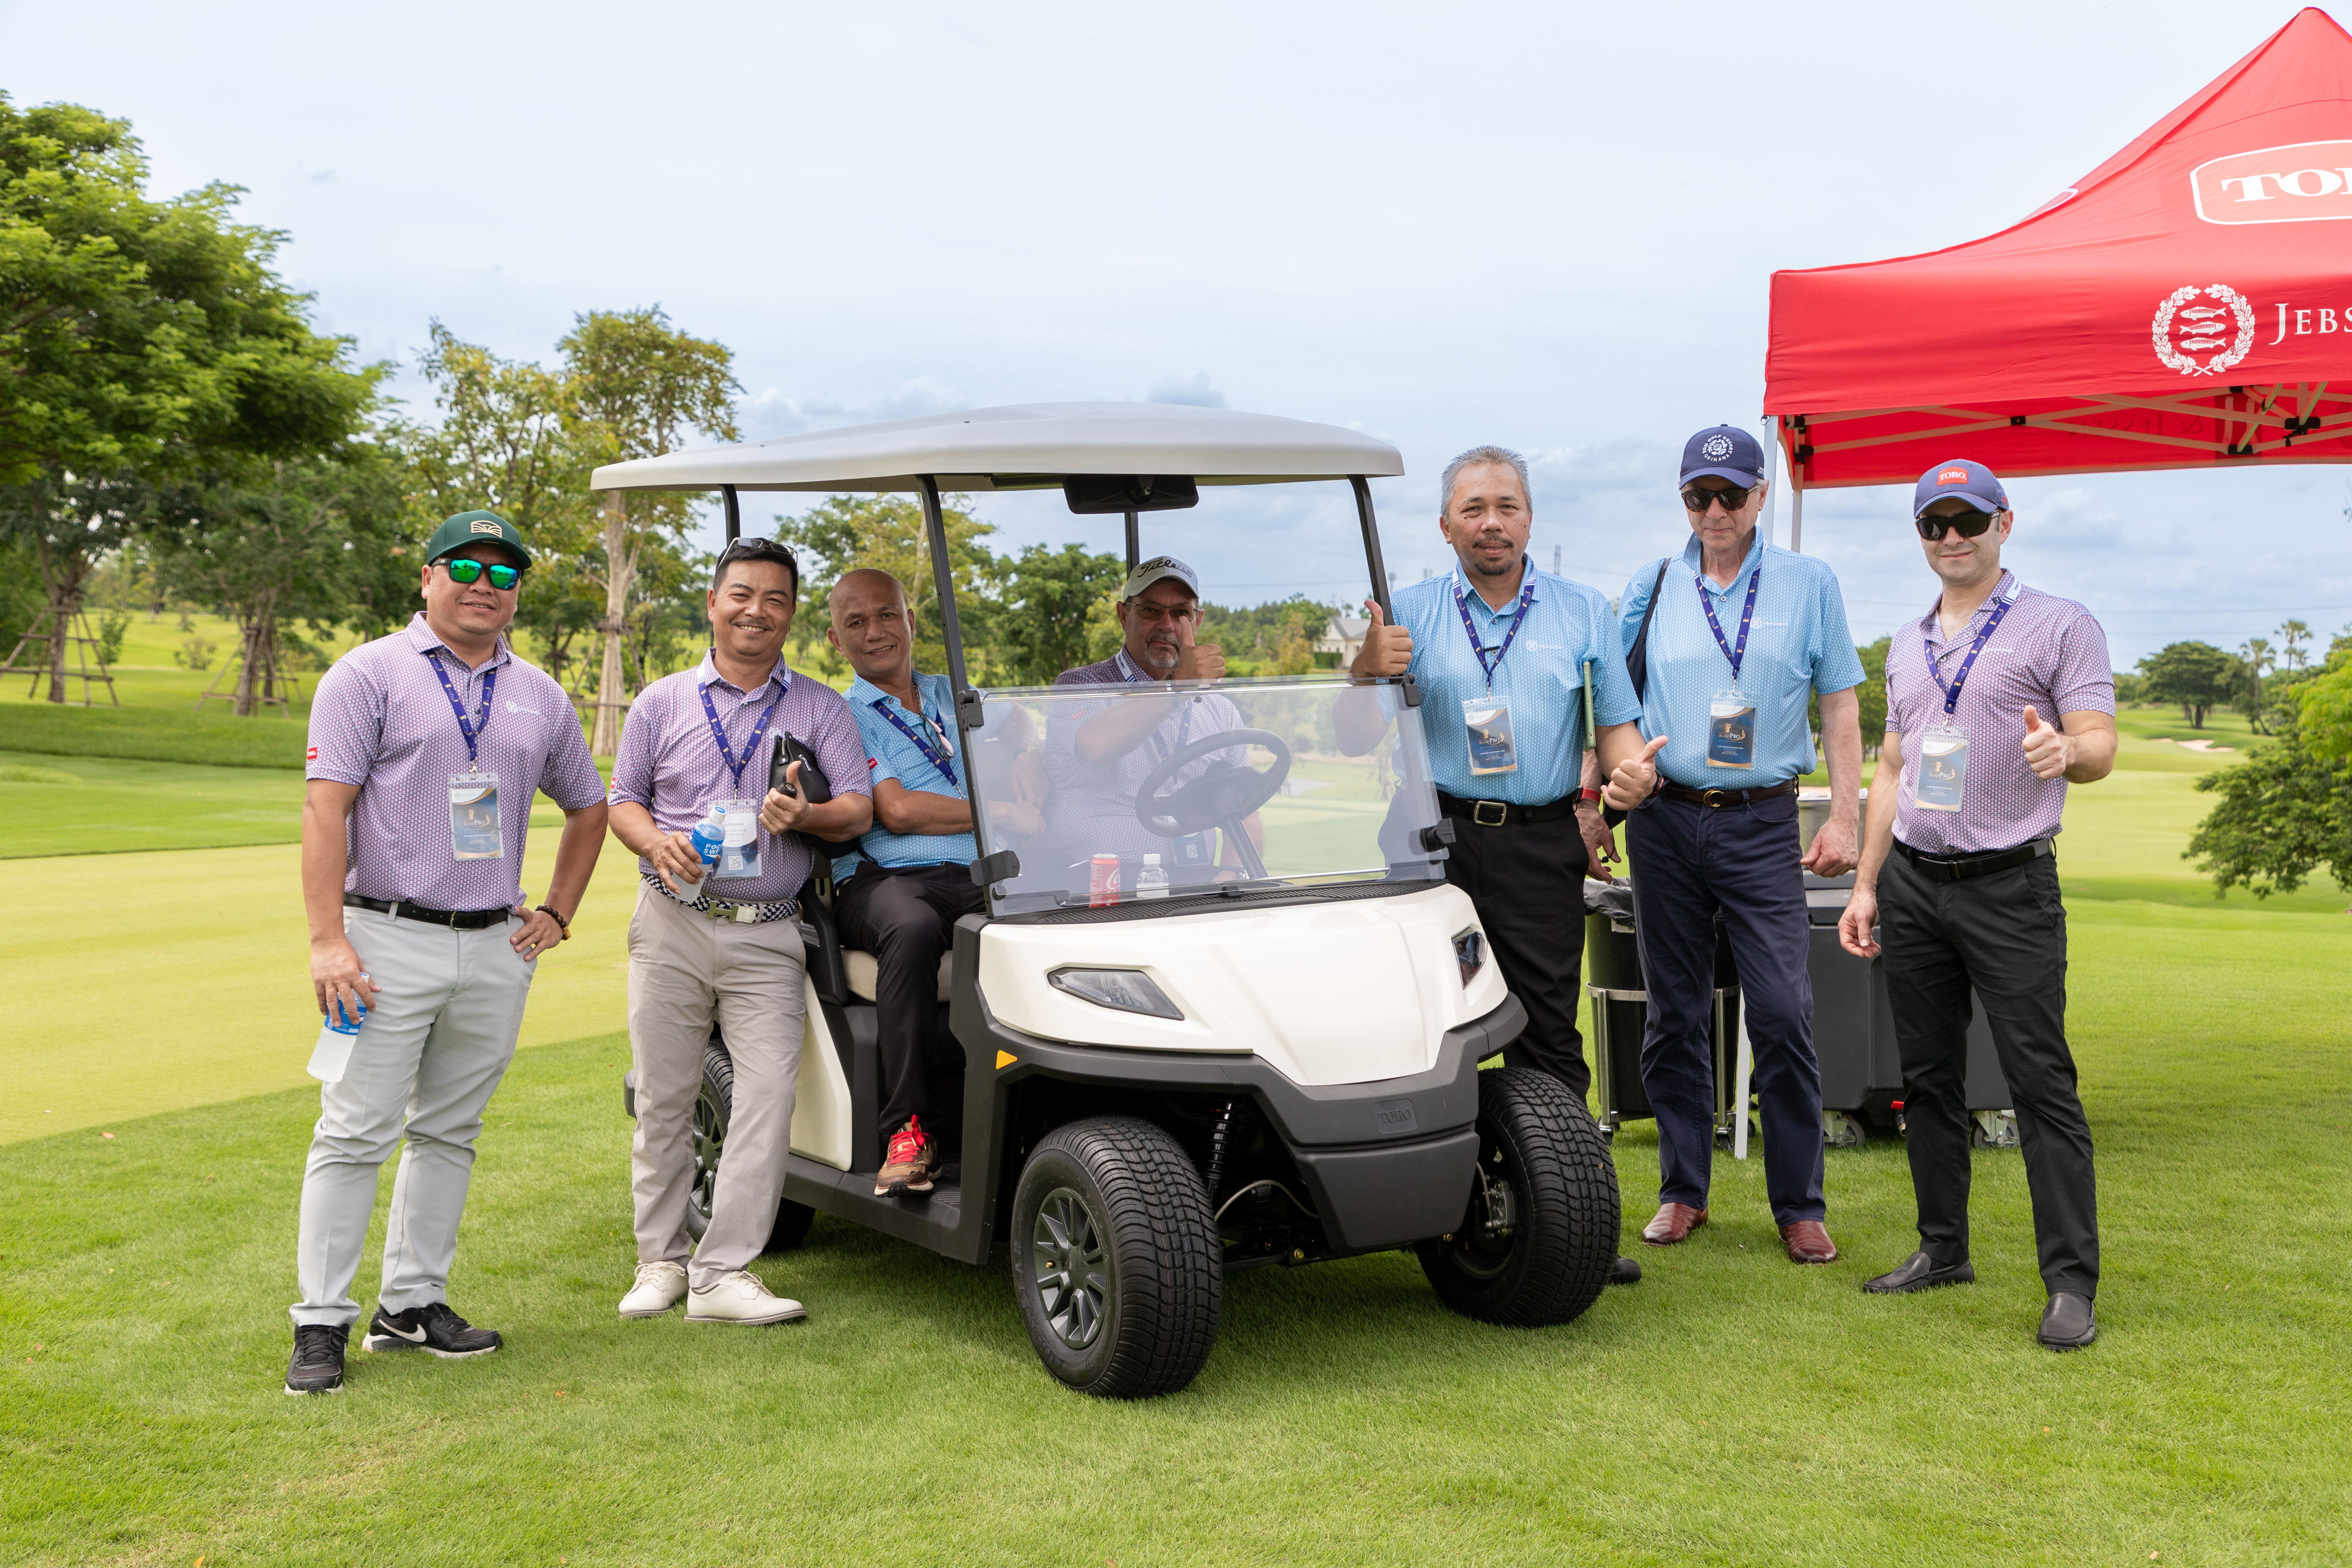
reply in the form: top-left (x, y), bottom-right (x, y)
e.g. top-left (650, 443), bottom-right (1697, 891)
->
top-left (423, 510), bottom-right (534, 569)
top-left (1679, 425), bottom-right (1768, 489)
top-left (1912, 459), bottom-right (2008, 518)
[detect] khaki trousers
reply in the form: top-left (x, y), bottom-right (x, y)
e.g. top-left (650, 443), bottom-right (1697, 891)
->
top-left (627, 887), bottom-right (806, 1289)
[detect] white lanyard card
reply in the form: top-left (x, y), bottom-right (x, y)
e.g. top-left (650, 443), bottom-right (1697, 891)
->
top-left (709, 798), bottom-right (764, 880)
top-left (1462, 695), bottom-right (1519, 775)
top-left (1707, 690), bottom-right (1756, 769)
top-left (448, 773), bottom-right (503, 859)
top-left (1913, 726), bottom-right (1968, 812)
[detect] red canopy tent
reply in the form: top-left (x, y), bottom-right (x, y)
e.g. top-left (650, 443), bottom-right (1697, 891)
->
top-left (1766, 7), bottom-right (2352, 547)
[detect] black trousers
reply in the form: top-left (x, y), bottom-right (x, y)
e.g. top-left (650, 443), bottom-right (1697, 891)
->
top-left (834, 862), bottom-right (986, 1136)
top-left (1878, 846), bottom-right (2099, 1298)
top-left (1442, 810), bottom-right (1592, 1100)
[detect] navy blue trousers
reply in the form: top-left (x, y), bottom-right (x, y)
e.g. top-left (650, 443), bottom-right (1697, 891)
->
top-left (1626, 790), bottom-right (1826, 1224)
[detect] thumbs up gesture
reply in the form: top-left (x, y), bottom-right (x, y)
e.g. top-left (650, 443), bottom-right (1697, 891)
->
top-left (1604, 734), bottom-right (1670, 812)
top-left (2021, 704), bottom-right (2070, 780)
top-left (1350, 598), bottom-right (1414, 679)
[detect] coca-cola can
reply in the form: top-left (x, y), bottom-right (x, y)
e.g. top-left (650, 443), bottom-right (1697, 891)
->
top-left (1088, 854), bottom-right (1122, 908)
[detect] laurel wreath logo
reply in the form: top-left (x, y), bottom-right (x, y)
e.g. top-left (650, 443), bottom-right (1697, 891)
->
top-left (1701, 435), bottom-right (1733, 460)
top-left (2151, 284), bottom-right (2256, 376)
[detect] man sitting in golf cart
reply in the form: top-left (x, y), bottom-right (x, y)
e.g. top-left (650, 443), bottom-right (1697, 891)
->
top-left (1042, 556), bottom-right (1262, 886)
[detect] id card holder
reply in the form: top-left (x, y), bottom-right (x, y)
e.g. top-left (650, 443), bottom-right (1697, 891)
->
top-left (448, 773), bottom-right (503, 859)
top-left (711, 798), bottom-right (763, 881)
top-left (1462, 695), bottom-right (1518, 775)
top-left (1707, 690), bottom-right (1757, 769)
top-left (1914, 727), bottom-right (1969, 813)
top-left (1169, 832), bottom-right (1214, 868)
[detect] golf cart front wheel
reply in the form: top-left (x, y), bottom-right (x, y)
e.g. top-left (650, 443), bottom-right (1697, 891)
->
top-left (1009, 1116), bottom-right (1223, 1399)
top-left (684, 1039), bottom-right (817, 1254)
top-left (1417, 1068), bottom-right (1619, 1327)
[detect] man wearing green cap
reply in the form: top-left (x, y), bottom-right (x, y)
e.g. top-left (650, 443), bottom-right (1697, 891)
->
top-left (285, 510), bottom-right (609, 1395)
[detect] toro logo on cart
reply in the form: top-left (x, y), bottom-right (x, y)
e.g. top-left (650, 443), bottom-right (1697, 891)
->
top-left (1373, 1098), bottom-right (1417, 1136)
top-left (2192, 142), bottom-right (2352, 224)
top-left (2151, 284), bottom-right (2256, 376)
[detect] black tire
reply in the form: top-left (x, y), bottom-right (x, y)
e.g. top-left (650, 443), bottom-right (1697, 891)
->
top-left (1416, 1068), bottom-right (1618, 1327)
top-left (685, 1040), bottom-right (817, 1254)
top-left (1009, 1116), bottom-right (1222, 1399)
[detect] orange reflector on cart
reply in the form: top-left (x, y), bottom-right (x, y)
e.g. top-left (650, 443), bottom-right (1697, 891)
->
top-left (995, 1050), bottom-right (1017, 1070)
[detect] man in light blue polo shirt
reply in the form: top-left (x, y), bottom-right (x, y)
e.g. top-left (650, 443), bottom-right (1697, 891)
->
top-left (1617, 424), bottom-right (1865, 1266)
top-left (826, 568), bottom-right (985, 1200)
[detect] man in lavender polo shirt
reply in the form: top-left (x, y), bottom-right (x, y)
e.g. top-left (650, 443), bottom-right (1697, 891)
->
top-left (289, 510), bottom-right (608, 1396)
top-left (1839, 459), bottom-right (2116, 1351)
top-left (606, 536), bottom-right (871, 1327)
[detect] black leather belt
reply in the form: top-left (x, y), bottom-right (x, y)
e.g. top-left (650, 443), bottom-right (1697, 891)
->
top-left (1893, 836), bottom-right (2053, 883)
top-left (344, 893), bottom-right (513, 929)
top-left (1655, 778), bottom-right (1800, 810)
top-left (1437, 791), bottom-right (1577, 828)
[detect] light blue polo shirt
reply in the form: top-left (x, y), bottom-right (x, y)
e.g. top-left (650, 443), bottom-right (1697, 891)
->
top-left (1393, 558), bottom-right (1642, 805)
top-left (1618, 532), bottom-right (1865, 789)
top-left (833, 670), bottom-right (975, 881)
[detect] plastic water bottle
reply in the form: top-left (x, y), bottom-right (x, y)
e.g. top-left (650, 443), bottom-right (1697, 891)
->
top-left (1136, 852), bottom-right (1169, 899)
top-left (307, 987), bottom-right (368, 1084)
top-left (688, 808), bottom-right (727, 897)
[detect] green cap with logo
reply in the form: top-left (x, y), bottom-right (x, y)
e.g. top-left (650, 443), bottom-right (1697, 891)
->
top-left (423, 509), bottom-right (534, 569)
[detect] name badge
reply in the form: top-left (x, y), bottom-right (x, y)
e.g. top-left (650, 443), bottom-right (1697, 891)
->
top-left (1914, 729), bottom-right (1969, 813)
top-left (1167, 831), bottom-right (1214, 867)
top-left (448, 773), bottom-right (503, 859)
top-left (1707, 692), bottom-right (1757, 769)
top-left (709, 797), bottom-right (764, 881)
top-left (1463, 696), bottom-right (1519, 775)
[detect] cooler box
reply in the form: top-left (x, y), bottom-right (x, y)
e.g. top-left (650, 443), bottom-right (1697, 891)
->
top-left (1583, 879), bottom-right (1743, 1141)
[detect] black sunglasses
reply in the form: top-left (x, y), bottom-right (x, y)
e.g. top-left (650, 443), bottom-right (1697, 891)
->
top-left (1914, 508), bottom-right (2000, 541)
top-left (714, 536), bottom-right (800, 586)
top-left (1681, 483), bottom-right (1756, 513)
top-left (441, 558), bottom-right (523, 590)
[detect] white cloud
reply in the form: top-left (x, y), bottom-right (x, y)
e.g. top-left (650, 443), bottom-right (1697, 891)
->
top-left (1145, 373), bottom-right (1225, 409)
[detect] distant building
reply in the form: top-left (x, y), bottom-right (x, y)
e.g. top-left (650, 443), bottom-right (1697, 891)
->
top-left (1315, 613), bottom-right (1369, 666)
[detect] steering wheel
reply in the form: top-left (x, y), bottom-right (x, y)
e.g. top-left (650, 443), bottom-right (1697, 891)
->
top-left (1133, 728), bottom-right (1291, 880)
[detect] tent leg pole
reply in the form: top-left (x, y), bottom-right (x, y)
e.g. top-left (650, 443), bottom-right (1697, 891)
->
top-left (1790, 472), bottom-right (1805, 556)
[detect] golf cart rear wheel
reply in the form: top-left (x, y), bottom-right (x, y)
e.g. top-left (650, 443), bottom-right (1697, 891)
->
top-left (1417, 1068), bottom-right (1619, 1327)
top-left (684, 1040), bottom-right (817, 1254)
top-left (1009, 1116), bottom-right (1222, 1399)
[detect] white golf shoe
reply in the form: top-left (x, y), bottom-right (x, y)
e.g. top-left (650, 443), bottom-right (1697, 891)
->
top-left (618, 1260), bottom-right (689, 1318)
top-left (684, 1270), bottom-right (807, 1325)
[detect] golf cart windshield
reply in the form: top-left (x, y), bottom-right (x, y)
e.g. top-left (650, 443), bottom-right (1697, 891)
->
top-left (967, 675), bottom-right (1444, 917)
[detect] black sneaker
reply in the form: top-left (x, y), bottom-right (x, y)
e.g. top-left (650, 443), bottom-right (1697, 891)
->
top-left (285, 1323), bottom-right (348, 1395)
top-left (362, 1301), bottom-right (503, 1359)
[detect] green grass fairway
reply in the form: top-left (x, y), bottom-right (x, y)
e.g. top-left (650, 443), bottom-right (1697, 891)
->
top-left (4, 893), bottom-right (2347, 1566)
top-left (0, 750), bottom-right (308, 857)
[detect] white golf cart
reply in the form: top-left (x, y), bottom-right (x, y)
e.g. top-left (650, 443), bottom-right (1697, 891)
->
top-left (597, 402), bottom-right (1619, 1398)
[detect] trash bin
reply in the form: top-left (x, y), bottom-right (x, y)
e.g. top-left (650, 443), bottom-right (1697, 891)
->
top-left (1583, 878), bottom-right (1744, 1143)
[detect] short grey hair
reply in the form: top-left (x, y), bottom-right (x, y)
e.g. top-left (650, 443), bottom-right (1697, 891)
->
top-left (1439, 445), bottom-right (1532, 517)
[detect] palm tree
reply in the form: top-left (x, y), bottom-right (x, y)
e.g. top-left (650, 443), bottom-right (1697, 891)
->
top-left (2239, 636), bottom-right (2274, 733)
top-left (2277, 619), bottom-right (2311, 672)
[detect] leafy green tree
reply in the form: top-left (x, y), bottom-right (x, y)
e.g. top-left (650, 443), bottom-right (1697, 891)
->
top-left (2186, 694), bottom-right (2352, 898)
top-left (2138, 640), bottom-right (2235, 729)
top-left (2236, 637), bottom-right (2275, 733)
top-left (1, 93), bottom-right (371, 700)
top-left (985, 542), bottom-right (1126, 685)
top-left (2297, 651), bottom-right (2352, 765)
top-left (775, 493), bottom-right (999, 681)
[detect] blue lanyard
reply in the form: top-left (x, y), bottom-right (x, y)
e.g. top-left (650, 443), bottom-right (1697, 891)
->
top-left (1451, 572), bottom-right (1538, 689)
top-left (872, 697), bottom-right (958, 788)
top-left (429, 654), bottom-right (497, 765)
top-left (1925, 589), bottom-right (2016, 717)
top-left (1697, 560), bottom-right (1762, 684)
top-left (698, 678), bottom-right (787, 791)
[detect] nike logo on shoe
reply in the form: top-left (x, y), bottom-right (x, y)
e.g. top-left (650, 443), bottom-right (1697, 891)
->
top-left (385, 1322), bottom-right (428, 1342)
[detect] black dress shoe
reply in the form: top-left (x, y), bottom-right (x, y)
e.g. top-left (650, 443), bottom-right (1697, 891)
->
top-left (1861, 1251), bottom-right (1976, 1295)
top-left (1609, 1255), bottom-right (1641, 1285)
top-left (2039, 1292), bottom-right (2097, 1350)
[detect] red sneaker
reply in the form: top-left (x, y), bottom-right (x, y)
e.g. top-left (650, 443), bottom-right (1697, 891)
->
top-left (875, 1116), bottom-right (936, 1197)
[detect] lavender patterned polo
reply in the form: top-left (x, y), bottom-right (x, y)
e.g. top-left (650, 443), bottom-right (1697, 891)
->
top-left (608, 650), bottom-right (870, 904)
top-left (306, 613), bottom-right (604, 909)
top-left (1884, 571), bottom-right (2114, 855)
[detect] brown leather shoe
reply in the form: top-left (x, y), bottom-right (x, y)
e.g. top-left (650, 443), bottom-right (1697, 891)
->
top-left (1641, 1203), bottom-right (1708, 1246)
top-left (1780, 1220), bottom-right (1838, 1264)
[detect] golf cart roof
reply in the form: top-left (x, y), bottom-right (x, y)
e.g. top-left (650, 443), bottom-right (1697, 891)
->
top-left (588, 401), bottom-right (1404, 493)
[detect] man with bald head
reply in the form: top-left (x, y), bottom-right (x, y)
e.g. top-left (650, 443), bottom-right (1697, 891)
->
top-left (827, 568), bottom-right (988, 1200)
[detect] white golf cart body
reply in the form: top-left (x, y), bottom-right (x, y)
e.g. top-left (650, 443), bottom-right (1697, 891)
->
top-left (595, 403), bottom-right (1615, 1395)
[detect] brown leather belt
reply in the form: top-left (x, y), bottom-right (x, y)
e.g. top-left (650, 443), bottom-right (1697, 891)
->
top-left (1654, 779), bottom-right (1800, 810)
top-left (1437, 791), bottom-right (1577, 828)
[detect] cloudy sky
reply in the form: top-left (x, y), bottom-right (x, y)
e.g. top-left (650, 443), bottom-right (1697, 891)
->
top-left (6, 0), bottom-right (2346, 662)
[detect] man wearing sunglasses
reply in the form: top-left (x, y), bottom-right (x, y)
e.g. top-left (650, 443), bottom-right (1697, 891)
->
top-left (1617, 425), bottom-right (1865, 1267)
top-left (289, 510), bottom-right (609, 1394)
top-left (1839, 459), bottom-right (2115, 1351)
top-left (608, 536), bottom-right (873, 1327)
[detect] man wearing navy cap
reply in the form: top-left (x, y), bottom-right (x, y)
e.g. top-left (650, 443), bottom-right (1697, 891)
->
top-left (1840, 459), bottom-right (2115, 1350)
top-left (1618, 426), bottom-right (1865, 1266)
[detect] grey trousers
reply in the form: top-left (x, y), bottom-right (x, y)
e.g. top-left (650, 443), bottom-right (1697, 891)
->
top-left (628, 887), bottom-right (807, 1290)
top-left (292, 908), bottom-right (536, 1329)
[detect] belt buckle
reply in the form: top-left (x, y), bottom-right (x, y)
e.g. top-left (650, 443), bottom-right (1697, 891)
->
top-left (732, 904), bottom-right (757, 925)
top-left (1701, 789), bottom-right (1728, 809)
top-left (1472, 800), bottom-right (1508, 827)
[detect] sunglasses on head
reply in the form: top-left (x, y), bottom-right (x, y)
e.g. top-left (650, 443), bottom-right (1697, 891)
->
top-left (440, 558), bottom-right (523, 590)
top-left (1914, 508), bottom-right (2000, 541)
top-left (1681, 483), bottom-right (1756, 513)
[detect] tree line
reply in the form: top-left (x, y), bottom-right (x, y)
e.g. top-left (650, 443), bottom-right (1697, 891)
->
top-left (2129, 621), bottom-right (2349, 732)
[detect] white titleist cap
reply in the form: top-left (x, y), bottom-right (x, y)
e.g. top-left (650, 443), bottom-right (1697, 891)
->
top-left (1122, 555), bottom-right (1200, 599)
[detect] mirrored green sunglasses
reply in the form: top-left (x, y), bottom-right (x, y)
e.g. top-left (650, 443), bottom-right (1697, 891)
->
top-left (440, 558), bottom-right (523, 590)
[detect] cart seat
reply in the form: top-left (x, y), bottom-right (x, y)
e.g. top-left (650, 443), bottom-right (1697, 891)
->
top-left (841, 950), bottom-right (953, 1004)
